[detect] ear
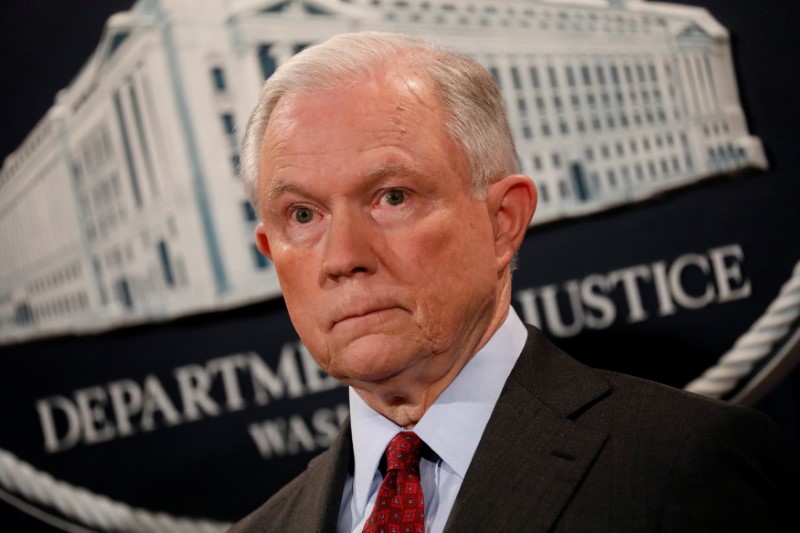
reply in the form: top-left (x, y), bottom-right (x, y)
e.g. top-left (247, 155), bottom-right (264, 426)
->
top-left (487, 174), bottom-right (537, 271)
top-left (254, 222), bottom-right (273, 260)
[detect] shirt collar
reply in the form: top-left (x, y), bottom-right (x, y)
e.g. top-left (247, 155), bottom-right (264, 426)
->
top-left (348, 307), bottom-right (528, 511)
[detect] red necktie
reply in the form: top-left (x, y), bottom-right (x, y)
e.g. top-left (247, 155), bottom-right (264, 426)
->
top-left (363, 432), bottom-right (425, 533)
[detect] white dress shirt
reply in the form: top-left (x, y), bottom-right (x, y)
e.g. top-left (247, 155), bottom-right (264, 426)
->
top-left (338, 308), bottom-right (528, 533)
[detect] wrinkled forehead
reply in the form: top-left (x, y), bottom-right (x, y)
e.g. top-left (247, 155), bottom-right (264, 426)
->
top-left (258, 69), bottom-right (444, 167)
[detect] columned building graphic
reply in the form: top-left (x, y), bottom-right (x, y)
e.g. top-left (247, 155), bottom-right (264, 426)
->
top-left (0, 0), bottom-right (765, 342)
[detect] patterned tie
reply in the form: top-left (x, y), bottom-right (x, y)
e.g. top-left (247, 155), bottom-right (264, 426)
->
top-left (363, 432), bottom-right (425, 533)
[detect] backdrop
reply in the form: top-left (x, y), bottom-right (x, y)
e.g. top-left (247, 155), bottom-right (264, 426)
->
top-left (1, 1), bottom-right (798, 530)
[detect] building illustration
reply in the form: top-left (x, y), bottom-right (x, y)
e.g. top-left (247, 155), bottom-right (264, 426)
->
top-left (0, 0), bottom-right (766, 343)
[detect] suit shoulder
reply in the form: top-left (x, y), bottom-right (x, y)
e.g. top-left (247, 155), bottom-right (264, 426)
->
top-left (588, 366), bottom-right (773, 433)
top-left (227, 450), bottom-right (333, 533)
top-left (228, 469), bottom-right (311, 532)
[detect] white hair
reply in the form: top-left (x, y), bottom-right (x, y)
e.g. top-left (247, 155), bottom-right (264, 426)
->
top-left (240, 31), bottom-right (518, 211)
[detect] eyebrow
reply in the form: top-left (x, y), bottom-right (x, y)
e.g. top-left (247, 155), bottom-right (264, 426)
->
top-left (265, 163), bottom-right (419, 204)
top-left (265, 181), bottom-right (306, 203)
top-left (362, 163), bottom-right (417, 181)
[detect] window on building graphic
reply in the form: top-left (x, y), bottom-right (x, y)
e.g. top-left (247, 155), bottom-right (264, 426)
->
top-left (252, 244), bottom-right (270, 270)
top-left (635, 163), bottom-right (644, 180)
top-left (542, 123), bottom-right (551, 137)
top-left (585, 147), bottom-right (594, 161)
top-left (109, 31), bottom-right (130, 58)
top-left (530, 67), bottom-right (541, 88)
top-left (610, 65), bottom-right (620, 85)
top-left (262, 1), bottom-right (290, 12)
top-left (511, 67), bottom-right (522, 90)
top-left (259, 44), bottom-right (277, 79)
top-left (552, 153), bottom-right (561, 167)
top-left (547, 66), bottom-right (558, 88)
top-left (211, 67), bottom-right (226, 92)
top-left (566, 66), bottom-right (576, 87)
top-left (538, 183), bottom-right (549, 203)
top-left (517, 98), bottom-right (527, 115)
top-left (243, 201), bottom-right (257, 222)
top-left (577, 119), bottom-right (586, 132)
top-left (601, 145), bottom-right (610, 159)
top-left (303, 3), bottom-right (329, 14)
top-left (533, 155), bottom-right (543, 170)
top-left (158, 240), bottom-right (175, 288)
top-left (607, 169), bottom-right (617, 187)
top-left (232, 153), bottom-right (241, 176)
top-left (648, 161), bottom-right (657, 177)
top-left (222, 114), bottom-right (237, 149)
top-left (294, 43), bottom-right (311, 55)
top-left (117, 279), bottom-right (133, 309)
top-left (624, 65), bottom-right (633, 84)
top-left (222, 113), bottom-right (235, 136)
top-left (559, 180), bottom-right (570, 199)
top-left (489, 67), bottom-right (501, 87)
top-left (595, 66), bottom-right (606, 85)
top-left (536, 97), bottom-right (545, 110)
top-left (522, 125), bottom-right (532, 139)
top-left (582, 65), bottom-right (591, 85)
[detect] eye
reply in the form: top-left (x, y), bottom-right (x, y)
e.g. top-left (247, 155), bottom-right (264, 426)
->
top-left (383, 189), bottom-right (406, 206)
top-left (293, 207), bottom-right (314, 224)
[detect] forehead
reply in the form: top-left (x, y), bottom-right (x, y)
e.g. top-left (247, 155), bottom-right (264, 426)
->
top-left (268, 70), bottom-right (439, 144)
top-left (257, 71), bottom-right (466, 197)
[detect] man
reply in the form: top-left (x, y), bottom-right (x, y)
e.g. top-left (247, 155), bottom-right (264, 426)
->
top-left (232, 32), bottom-right (798, 532)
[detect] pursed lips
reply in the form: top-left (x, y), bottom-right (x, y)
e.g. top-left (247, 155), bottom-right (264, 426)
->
top-left (331, 303), bottom-right (404, 328)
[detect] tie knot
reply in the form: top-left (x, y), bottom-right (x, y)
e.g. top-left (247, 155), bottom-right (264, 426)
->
top-left (385, 432), bottom-right (422, 474)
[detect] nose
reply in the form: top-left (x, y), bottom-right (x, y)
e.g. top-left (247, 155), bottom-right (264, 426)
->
top-left (321, 209), bottom-right (378, 281)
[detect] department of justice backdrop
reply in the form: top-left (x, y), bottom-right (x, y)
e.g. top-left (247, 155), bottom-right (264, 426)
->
top-left (1, 0), bottom-right (798, 530)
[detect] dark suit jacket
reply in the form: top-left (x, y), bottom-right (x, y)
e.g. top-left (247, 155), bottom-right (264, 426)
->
top-left (230, 326), bottom-right (799, 532)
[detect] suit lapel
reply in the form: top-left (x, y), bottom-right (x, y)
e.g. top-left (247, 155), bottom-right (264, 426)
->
top-left (293, 418), bottom-right (354, 532)
top-left (445, 327), bottom-right (611, 532)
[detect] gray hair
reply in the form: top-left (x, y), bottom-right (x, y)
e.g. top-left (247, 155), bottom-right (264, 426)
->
top-left (240, 31), bottom-right (518, 211)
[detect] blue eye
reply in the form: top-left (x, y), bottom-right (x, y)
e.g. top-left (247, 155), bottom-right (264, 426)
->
top-left (294, 208), bottom-right (314, 223)
top-left (384, 190), bottom-right (405, 206)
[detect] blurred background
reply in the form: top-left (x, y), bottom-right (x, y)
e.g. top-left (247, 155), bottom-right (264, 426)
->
top-left (1, 0), bottom-right (798, 530)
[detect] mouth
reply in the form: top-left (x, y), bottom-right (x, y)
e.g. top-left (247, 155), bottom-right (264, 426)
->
top-left (332, 306), bottom-right (402, 328)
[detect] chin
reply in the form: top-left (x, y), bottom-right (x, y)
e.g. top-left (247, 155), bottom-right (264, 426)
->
top-left (327, 334), bottom-right (418, 384)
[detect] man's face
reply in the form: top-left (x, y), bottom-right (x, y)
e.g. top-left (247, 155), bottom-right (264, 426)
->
top-left (255, 70), bottom-right (503, 393)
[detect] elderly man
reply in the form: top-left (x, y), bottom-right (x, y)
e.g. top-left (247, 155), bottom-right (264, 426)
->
top-left (231, 32), bottom-right (797, 532)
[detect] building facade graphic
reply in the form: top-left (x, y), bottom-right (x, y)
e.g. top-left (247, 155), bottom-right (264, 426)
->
top-left (0, 0), bottom-right (766, 343)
